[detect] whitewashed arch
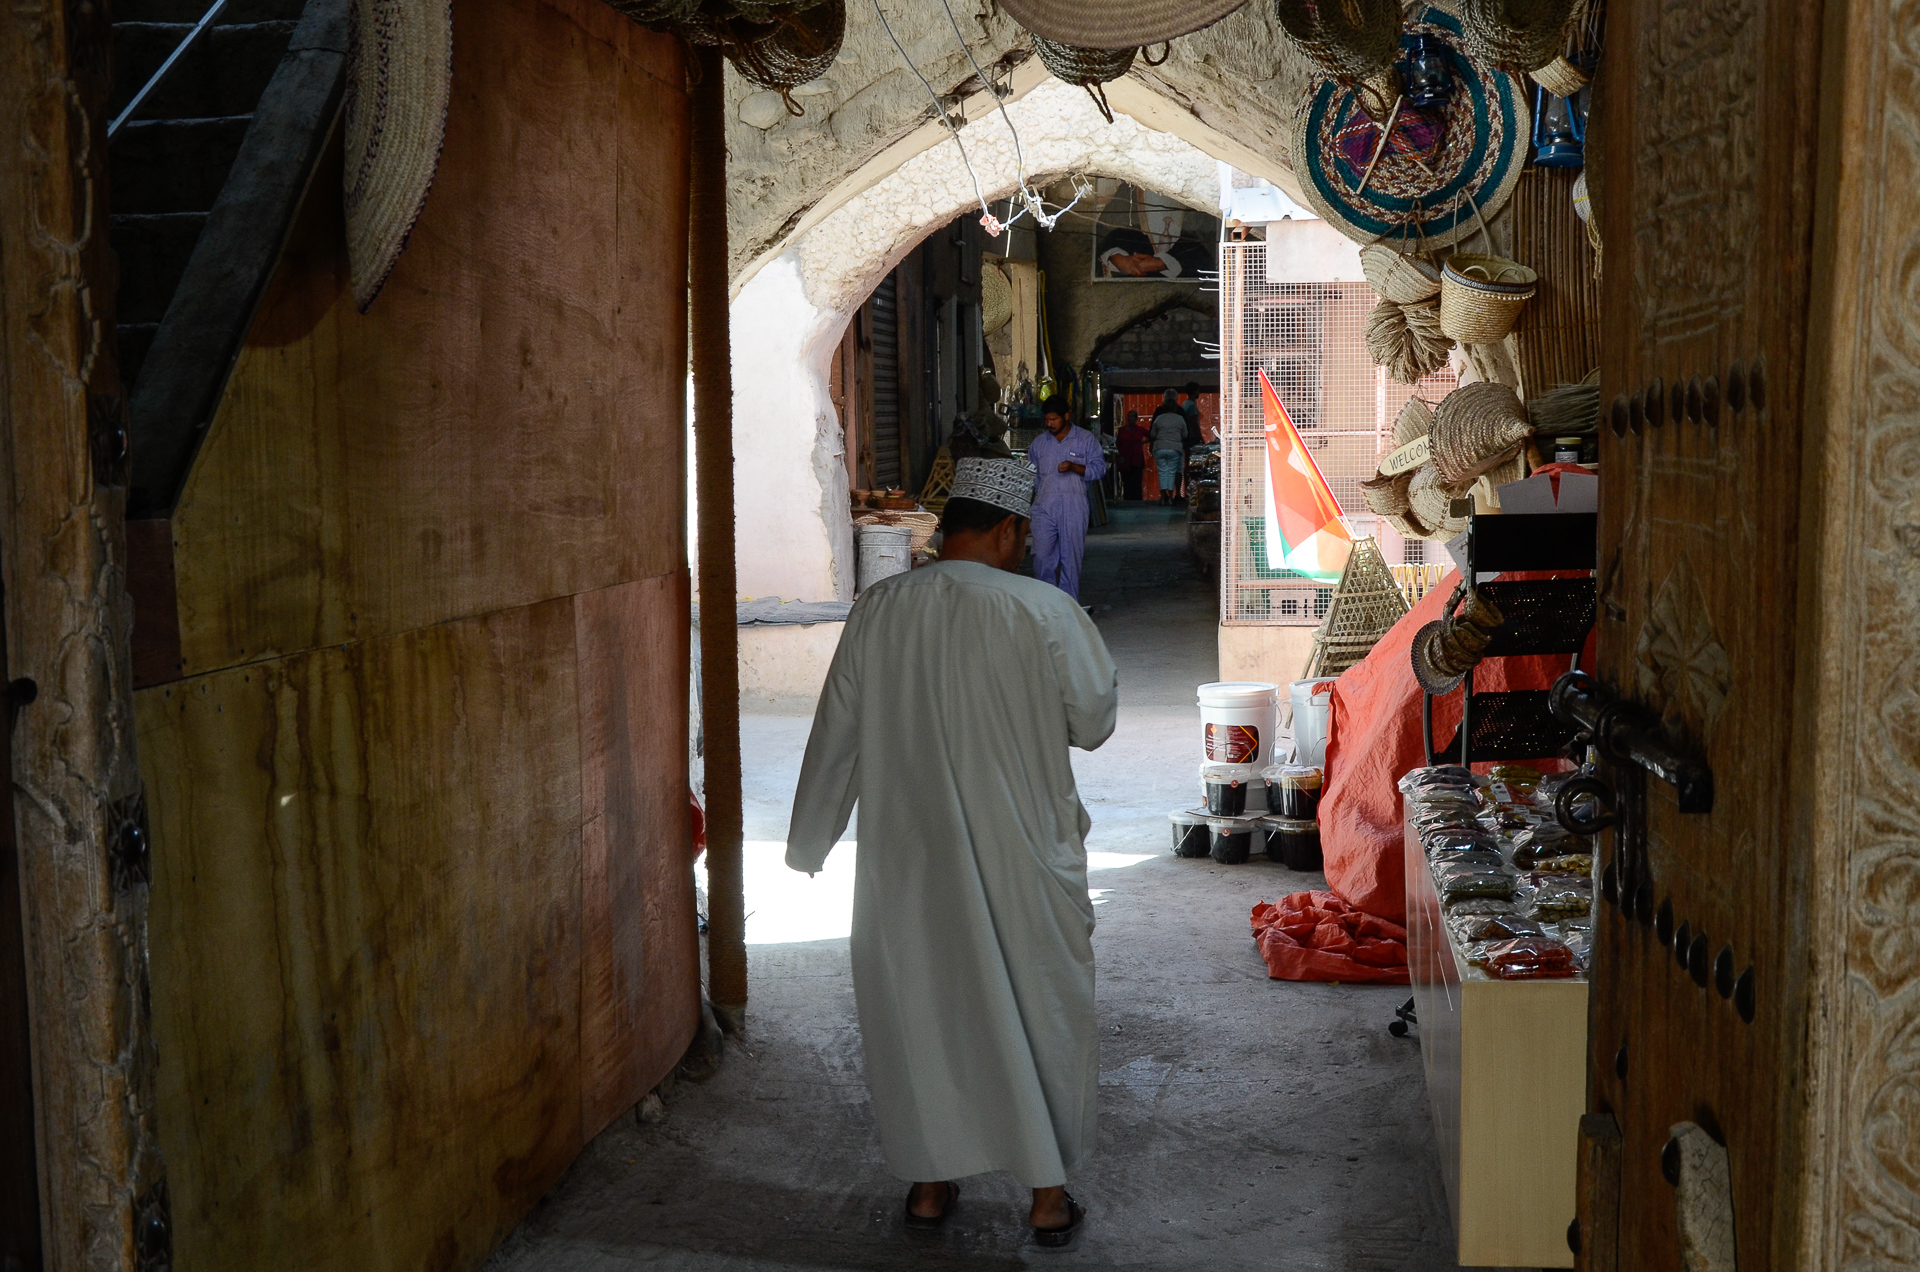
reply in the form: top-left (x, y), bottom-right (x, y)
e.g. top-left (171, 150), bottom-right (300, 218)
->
top-left (729, 78), bottom-right (1232, 602)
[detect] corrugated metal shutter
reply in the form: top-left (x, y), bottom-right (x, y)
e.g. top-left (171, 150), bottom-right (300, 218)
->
top-left (868, 274), bottom-right (901, 489)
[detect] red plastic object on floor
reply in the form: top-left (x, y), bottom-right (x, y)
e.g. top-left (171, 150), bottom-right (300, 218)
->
top-left (1318, 566), bottom-right (1597, 924)
top-left (690, 791), bottom-right (707, 859)
top-left (1251, 891), bottom-right (1410, 984)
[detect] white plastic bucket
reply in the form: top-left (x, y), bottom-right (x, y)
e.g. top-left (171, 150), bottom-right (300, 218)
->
top-left (855, 524), bottom-right (912, 594)
top-left (1196, 681), bottom-right (1279, 769)
top-left (1289, 677), bottom-right (1340, 768)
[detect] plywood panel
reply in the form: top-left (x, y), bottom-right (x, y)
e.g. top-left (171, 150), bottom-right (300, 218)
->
top-left (577, 570), bottom-right (699, 1136)
top-left (171, 0), bottom-right (688, 675)
top-left (140, 597), bottom-right (584, 1272)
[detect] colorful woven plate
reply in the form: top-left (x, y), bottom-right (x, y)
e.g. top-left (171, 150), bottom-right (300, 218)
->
top-left (1290, 7), bottom-right (1530, 251)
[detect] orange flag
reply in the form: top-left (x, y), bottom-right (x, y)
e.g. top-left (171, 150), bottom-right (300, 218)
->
top-left (1259, 368), bottom-right (1353, 580)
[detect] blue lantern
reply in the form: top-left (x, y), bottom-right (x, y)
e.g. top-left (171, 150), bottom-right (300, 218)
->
top-left (1400, 34), bottom-right (1453, 109)
top-left (1532, 82), bottom-right (1586, 167)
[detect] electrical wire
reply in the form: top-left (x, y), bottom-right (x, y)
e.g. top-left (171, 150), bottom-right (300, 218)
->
top-left (870, 0), bottom-right (998, 232)
top-left (936, 0), bottom-right (1047, 225)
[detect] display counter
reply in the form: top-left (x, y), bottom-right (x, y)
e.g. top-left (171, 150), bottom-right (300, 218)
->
top-left (1405, 818), bottom-right (1587, 1268)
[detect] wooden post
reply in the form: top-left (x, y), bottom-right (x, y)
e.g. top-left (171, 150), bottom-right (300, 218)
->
top-left (690, 45), bottom-right (746, 1030)
top-left (1576, 1112), bottom-right (1622, 1272)
top-left (1, 0), bottom-right (162, 1262)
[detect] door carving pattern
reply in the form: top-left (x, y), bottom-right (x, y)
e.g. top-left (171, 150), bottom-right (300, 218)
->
top-left (1810, 3), bottom-right (1920, 1265)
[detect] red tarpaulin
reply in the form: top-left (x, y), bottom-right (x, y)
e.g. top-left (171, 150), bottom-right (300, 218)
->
top-left (1251, 891), bottom-right (1409, 984)
top-left (1318, 558), bottom-right (1597, 925)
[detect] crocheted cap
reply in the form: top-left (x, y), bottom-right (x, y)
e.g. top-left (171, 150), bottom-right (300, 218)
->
top-left (950, 457), bottom-right (1037, 519)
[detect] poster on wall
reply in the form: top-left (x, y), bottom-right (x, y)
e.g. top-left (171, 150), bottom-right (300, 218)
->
top-left (1090, 180), bottom-right (1219, 281)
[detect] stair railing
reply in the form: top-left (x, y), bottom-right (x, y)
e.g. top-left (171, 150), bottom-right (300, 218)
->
top-left (108, 0), bottom-right (231, 138)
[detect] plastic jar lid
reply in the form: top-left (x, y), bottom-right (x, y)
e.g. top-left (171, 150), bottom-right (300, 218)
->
top-left (1169, 810), bottom-right (1203, 826)
top-left (1201, 763), bottom-right (1254, 784)
top-left (1205, 816), bottom-right (1256, 831)
top-left (1263, 764), bottom-right (1324, 788)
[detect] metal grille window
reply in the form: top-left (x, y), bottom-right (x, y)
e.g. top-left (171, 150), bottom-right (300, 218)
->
top-left (1217, 240), bottom-right (1459, 626)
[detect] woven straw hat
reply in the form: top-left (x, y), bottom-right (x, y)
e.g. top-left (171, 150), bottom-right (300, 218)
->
top-left (344, 0), bottom-right (454, 311)
top-left (1001, 0), bottom-right (1248, 51)
top-left (1361, 244), bottom-right (1442, 304)
top-left (1361, 469), bottom-right (1414, 517)
top-left (1394, 396), bottom-right (1435, 447)
top-left (1408, 464), bottom-right (1470, 539)
top-left (1291, 7), bottom-right (1530, 250)
top-left (1430, 380), bottom-right (1532, 486)
top-left (1458, 0), bottom-right (1577, 72)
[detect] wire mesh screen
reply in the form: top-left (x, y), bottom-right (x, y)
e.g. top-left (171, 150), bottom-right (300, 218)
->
top-left (1217, 240), bottom-right (1459, 626)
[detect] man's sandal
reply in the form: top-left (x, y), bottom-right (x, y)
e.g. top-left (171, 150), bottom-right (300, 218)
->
top-left (1031, 1194), bottom-right (1085, 1249)
top-left (903, 1182), bottom-right (958, 1230)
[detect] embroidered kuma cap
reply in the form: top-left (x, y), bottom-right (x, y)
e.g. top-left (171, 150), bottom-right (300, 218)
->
top-left (950, 457), bottom-right (1037, 519)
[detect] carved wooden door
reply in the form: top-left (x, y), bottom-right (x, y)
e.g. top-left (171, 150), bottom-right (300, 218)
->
top-left (1581, 0), bottom-right (1828, 1266)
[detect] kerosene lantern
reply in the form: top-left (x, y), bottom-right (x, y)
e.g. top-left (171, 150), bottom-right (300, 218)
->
top-left (1532, 82), bottom-right (1586, 166)
top-left (1400, 34), bottom-right (1453, 108)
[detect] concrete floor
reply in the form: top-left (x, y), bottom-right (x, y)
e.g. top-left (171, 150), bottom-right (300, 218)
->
top-left (485, 505), bottom-right (1475, 1271)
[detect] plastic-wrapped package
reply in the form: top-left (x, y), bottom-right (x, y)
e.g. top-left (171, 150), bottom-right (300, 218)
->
top-left (1422, 827), bottom-right (1504, 854)
top-left (1528, 853), bottom-right (1594, 875)
top-left (1512, 824), bottom-right (1585, 855)
top-left (1429, 848), bottom-right (1507, 870)
top-left (1556, 919), bottom-right (1593, 969)
top-left (1449, 913), bottom-right (1545, 943)
top-left (1410, 788), bottom-right (1482, 812)
top-left (1445, 897), bottom-right (1517, 916)
top-left (1480, 806), bottom-right (1535, 831)
top-left (1475, 936), bottom-right (1579, 980)
top-left (1436, 865), bottom-right (1516, 903)
top-left (1516, 872), bottom-right (1592, 921)
top-left (1488, 764), bottom-right (1545, 787)
top-left (1398, 765), bottom-right (1480, 795)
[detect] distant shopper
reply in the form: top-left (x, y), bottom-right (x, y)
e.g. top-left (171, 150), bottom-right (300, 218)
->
top-left (1116, 411), bottom-right (1148, 501)
top-left (1027, 396), bottom-right (1108, 599)
top-left (1149, 390), bottom-right (1187, 506)
top-left (788, 456), bottom-right (1118, 1249)
top-left (1181, 381), bottom-right (1206, 446)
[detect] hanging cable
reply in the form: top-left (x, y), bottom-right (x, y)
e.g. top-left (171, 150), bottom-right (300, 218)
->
top-left (935, 0), bottom-right (1050, 227)
top-left (870, 0), bottom-right (1004, 234)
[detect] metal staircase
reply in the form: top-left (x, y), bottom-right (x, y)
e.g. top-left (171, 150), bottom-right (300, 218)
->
top-left (106, 0), bottom-right (347, 520)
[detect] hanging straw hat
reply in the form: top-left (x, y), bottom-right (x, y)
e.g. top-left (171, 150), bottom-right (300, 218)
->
top-left (1457, 0), bottom-right (1577, 73)
top-left (1360, 469), bottom-right (1415, 517)
top-left (1429, 380), bottom-right (1533, 487)
top-left (1291, 6), bottom-right (1530, 251)
top-left (1000, 0), bottom-right (1248, 51)
top-left (343, 0), bottom-right (454, 312)
top-left (1394, 396), bottom-right (1435, 447)
top-left (1407, 464), bottom-right (1471, 539)
top-left (1273, 0), bottom-right (1402, 85)
top-left (1361, 244), bottom-right (1443, 304)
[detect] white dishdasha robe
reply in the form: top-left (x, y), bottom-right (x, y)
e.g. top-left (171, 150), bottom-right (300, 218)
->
top-left (786, 559), bottom-right (1119, 1187)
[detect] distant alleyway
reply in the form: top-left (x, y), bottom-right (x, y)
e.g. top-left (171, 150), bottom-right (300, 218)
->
top-left (485, 506), bottom-right (1467, 1271)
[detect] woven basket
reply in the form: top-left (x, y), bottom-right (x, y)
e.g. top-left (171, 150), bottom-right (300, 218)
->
top-left (1530, 55), bottom-right (1589, 96)
top-left (603, 0), bottom-right (704, 25)
top-left (1408, 464), bottom-right (1470, 539)
top-left (1365, 297), bottom-right (1452, 385)
top-left (856, 509), bottom-right (939, 554)
top-left (1274, 0), bottom-right (1402, 84)
top-left (1430, 380), bottom-right (1533, 486)
top-left (1361, 244), bottom-right (1443, 304)
top-left (728, 0), bottom-right (844, 96)
top-left (1457, 0), bottom-right (1577, 72)
top-left (1361, 469), bottom-right (1415, 517)
top-left (1440, 253), bottom-right (1537, 344)
top-left (1031, 35), bottom-right (1136, 86)
top-left (1394, 396), bottom-right (1434, 448)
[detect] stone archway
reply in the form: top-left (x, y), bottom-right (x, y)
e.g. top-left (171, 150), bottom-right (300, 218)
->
top-left (727, 77), bottom-right (1240, 607)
